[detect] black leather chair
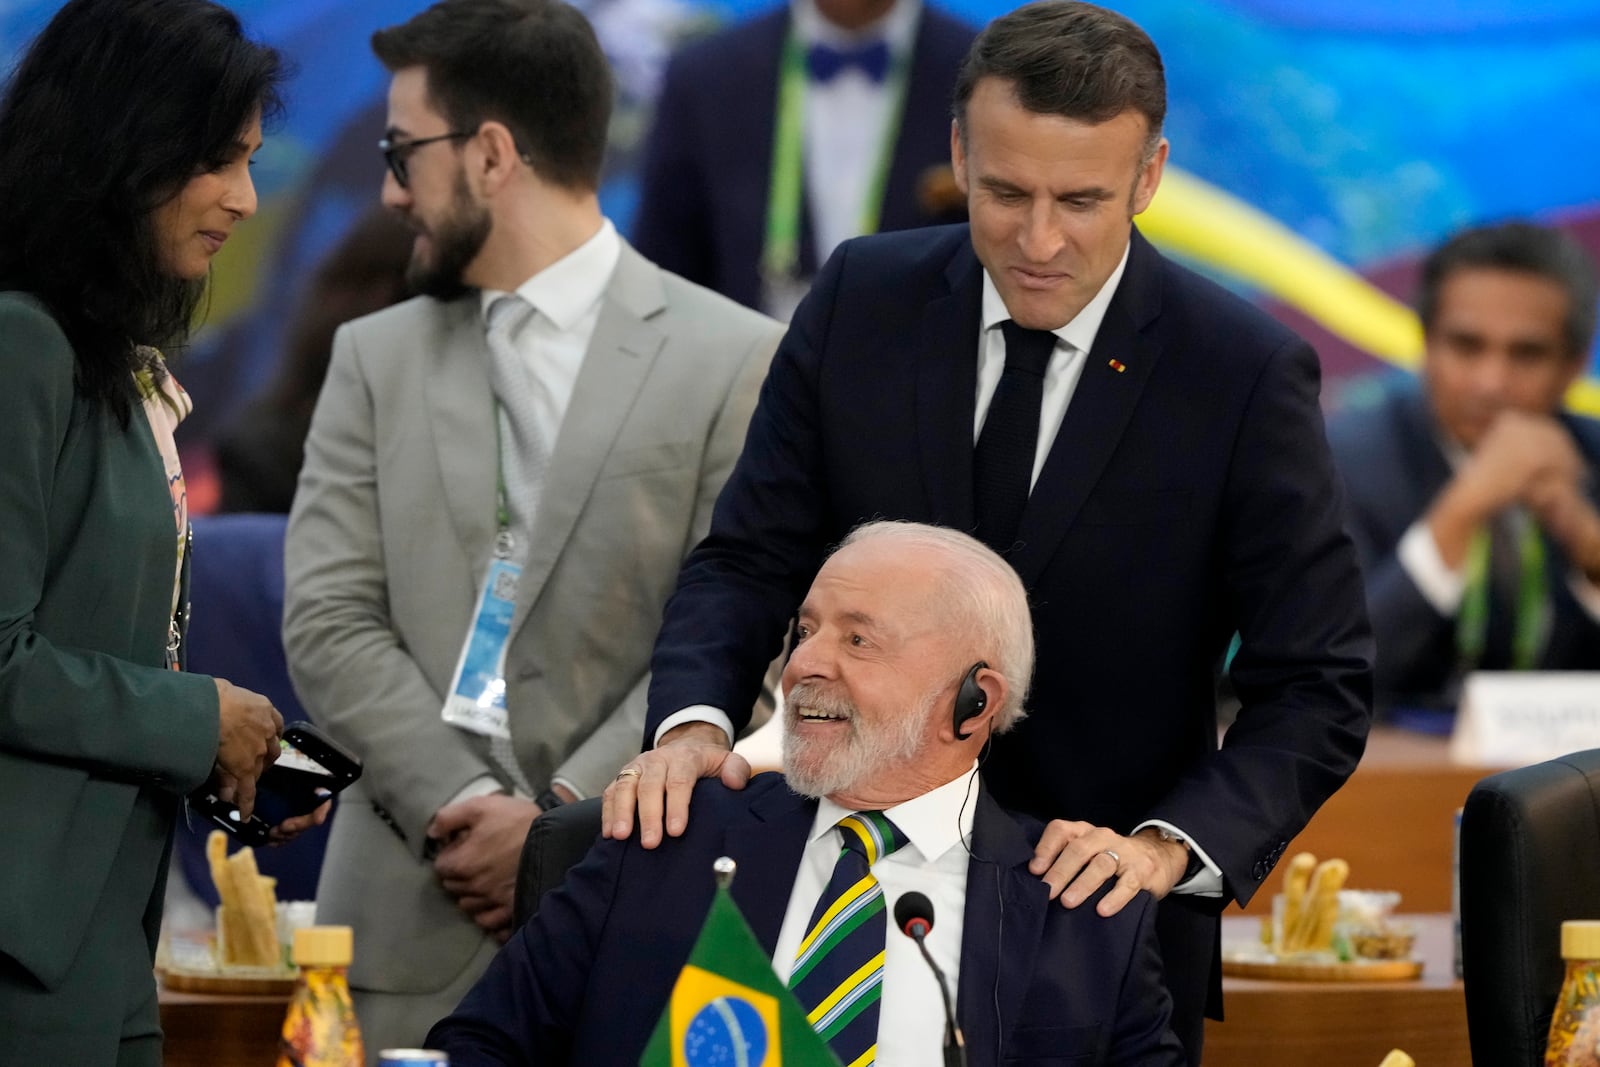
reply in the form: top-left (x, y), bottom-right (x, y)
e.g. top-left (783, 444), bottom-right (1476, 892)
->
top-left (513, 796), bottom-right (605, 928)
top-left (1460, 748), bottom-right (1600, 1067)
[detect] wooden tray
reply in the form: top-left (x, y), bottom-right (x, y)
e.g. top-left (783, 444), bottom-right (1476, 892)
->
top-left (157, 965), bottom-right (296, 996)
top-left (1221, 953), bottom-right (1423, 982)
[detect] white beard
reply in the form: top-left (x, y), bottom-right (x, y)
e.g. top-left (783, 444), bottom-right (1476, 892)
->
top-left (782, 681), bottom-right (935, 799)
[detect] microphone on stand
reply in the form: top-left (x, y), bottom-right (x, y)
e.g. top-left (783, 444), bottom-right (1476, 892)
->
top-left (894, 892), bottom-right (967, 1067)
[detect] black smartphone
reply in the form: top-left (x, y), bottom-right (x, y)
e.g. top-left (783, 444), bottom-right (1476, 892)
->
top-left (190, 721), bottom-right (362, 845)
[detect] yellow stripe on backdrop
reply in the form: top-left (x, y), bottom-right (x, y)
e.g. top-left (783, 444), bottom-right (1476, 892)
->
top-left (1138, 166), bottom-right (1600, 416)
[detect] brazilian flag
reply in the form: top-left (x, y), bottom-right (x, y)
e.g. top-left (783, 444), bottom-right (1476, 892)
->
top-left (640, 872), bottom-right (841, 1067)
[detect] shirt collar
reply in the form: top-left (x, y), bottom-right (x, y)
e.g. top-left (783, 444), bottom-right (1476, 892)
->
top-left (811, 762), bottom-right (979, 864)
top-left (790, 0), bottom-right (921, 53)
top-left (479, 217), bottom-right (621, 332)
top-left (980, 239), bottom-right (1131, 356)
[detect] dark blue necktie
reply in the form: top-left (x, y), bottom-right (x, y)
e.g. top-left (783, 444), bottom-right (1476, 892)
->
top-left (789, 811), bottom-right (907, 1066)
top-left (805, 40), bottom-right (891, 83)
top-left (974, 320), bottom-right (1057, 554)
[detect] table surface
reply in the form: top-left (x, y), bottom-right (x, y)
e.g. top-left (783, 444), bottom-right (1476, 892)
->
top-left (160, 984), bottom-right (286, 1067)
top-left (162, 921), bottom-right (1469, 1067)
top-left (160, 729), bottom-right (1484, 1067)
top-left (1204, 913), bottom-right (1468, 1067)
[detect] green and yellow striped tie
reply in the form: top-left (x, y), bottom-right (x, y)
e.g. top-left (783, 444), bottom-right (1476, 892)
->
top-left (789, 811), bottom-right (908, 1067)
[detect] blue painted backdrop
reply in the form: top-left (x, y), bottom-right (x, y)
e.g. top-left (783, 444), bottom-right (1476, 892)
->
top-left (3, 0), bottom-right (1598, 469)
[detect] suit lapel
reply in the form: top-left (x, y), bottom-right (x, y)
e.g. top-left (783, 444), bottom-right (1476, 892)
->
top-left (1397, 384), bottom-right (1453, 497)
top-left (958, 787), bottom-right (1047, 1067)
top-left (1009, 228), bottom-right (1165, 586)
top-left (916, 241), bottom-right (983, 532)
top-left (511, 242), bottom-right (667, 636)
top-left (426, 299), bottom-right (499, 579)
top-left (724, 780), bottom-right (816, 953)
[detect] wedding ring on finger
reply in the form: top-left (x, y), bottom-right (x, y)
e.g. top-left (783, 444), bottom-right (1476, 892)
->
top-left (614, 766), bottom-right (643, 783)
top-left (1101, 848), bottom-right (1120, 865)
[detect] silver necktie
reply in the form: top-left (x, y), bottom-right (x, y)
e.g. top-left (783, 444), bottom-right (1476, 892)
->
top-left (480, 294), bottom-right (544, 796)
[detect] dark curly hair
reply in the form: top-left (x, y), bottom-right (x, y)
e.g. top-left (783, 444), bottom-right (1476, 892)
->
top-left (0, 0), bottom-right (284, 425)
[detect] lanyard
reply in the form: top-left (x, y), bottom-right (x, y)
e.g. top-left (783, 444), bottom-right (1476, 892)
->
top-left (760, 30), bottom-right (911, 285)
top-left (492, 402), bottom-right (514, 559)
top-left (1457, 519), bottom-right (1548, 671)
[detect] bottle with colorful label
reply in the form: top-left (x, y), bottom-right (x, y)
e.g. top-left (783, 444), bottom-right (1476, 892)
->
top-left (1546, 920), bottom-right (1600, 1066)
top-left (277, 925), bottom-right (366, 1067)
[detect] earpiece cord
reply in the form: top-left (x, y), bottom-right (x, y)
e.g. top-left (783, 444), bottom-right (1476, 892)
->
top-left (954, 733), bottom-right (1003, 1066)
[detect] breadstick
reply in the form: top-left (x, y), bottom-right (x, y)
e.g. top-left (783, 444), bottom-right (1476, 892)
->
top-left (1279, 852), bottom-right (1316, 952)
top-left (212, 844), bottom-right (281, 966)
top-left (1287, 857), bottom-right (1349, 954)
top-left (206, 830), bottom-right (230, 902)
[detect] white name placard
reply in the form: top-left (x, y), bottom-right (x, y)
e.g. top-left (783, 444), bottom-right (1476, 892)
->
top-left (1450, 672), bottom-right (1600, 767)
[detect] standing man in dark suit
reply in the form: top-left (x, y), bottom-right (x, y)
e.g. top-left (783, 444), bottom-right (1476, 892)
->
top-left (631, 0), bottom-right (974, 316)
top-left (1330, 222), bottom-right (1600, 719)
top-left (430, 522), bottom-right (1183, 1066)
top-left (605, 3), bottom-right (1374, 1061)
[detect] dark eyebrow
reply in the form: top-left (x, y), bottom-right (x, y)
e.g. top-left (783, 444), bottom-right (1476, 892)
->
top-left (978, 174), bottom-right (1116, 202)
top-left (383, 125), bottom-right (410, 142)
top-left (1062, 187), bottom-right (1118, 202)
top-left (978, 175), bottom-right (1026, 196)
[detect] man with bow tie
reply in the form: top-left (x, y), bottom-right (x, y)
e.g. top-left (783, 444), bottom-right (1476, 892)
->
top-left (633, 0), bottom-right (975, 317)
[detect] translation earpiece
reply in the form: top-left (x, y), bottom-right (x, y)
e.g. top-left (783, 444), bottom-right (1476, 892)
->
top-left (953, 661), bottom-right (989, 738)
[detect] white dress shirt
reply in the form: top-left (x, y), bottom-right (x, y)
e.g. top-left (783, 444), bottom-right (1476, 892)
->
top-left (973, 245), bottom-right (1126, 486)
top-left (771, 766), bottom-right (976, 1067)
top-left (793, 0), bottom-right (921, 267)
top-left (446, 217), bottom-right (622, 809)
top-left (478, 217), bottom-right (622, 456)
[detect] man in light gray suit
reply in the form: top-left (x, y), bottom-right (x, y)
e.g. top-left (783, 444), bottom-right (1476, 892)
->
top-left (281, 0), bottom-right (782, 1053)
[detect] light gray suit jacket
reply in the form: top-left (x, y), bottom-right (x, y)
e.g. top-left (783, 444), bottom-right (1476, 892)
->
top-left (282, 239), bottom-right (780, 994)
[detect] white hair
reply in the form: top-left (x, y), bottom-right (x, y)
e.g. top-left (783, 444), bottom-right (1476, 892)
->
top-left (837, 521), bottom-right (1034, 730)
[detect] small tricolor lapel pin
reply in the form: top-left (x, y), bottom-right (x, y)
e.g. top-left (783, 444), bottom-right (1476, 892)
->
top-left (1107, 358), bottom-right (1127, 374)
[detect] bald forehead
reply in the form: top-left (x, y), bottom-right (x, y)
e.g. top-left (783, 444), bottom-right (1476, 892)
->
top-left (805, 540), bottom-right (946, 628)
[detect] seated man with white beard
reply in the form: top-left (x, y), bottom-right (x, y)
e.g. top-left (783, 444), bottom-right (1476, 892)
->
top-left (428, 521), bottom-right (1183, 1066)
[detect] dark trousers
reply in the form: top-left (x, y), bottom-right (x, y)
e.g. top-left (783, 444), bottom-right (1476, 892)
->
top-left (0, 790), bottom-right (173, 1066)
top-left (1156, 891), bottom-right (1223, 1066)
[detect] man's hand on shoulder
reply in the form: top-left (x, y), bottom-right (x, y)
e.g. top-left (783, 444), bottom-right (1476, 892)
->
top-left (601, 721), bottom-right (750, 848)
top-left (1031, 821), bottom-right (1189, 917)
top-left (428, 793), bottom-right (542, 940)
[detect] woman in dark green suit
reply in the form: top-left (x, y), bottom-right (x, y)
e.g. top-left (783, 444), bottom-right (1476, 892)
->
top-left (0, 2), bottom-right (308, 1061)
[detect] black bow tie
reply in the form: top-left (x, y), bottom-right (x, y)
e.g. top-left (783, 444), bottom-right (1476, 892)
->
top-left (805, 40), bottom-right (891, 83)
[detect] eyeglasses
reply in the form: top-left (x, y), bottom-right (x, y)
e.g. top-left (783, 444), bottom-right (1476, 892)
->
top-left (378, 130), bottom-right (474, 189)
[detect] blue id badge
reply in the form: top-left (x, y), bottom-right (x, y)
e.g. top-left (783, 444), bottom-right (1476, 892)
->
top-left (441, 558), bottom-right (520, 739)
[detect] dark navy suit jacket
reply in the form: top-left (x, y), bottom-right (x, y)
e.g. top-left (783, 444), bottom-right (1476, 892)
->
top-left (1329, 382), bottom-right (1600, 710)
top-left (643, 224), bottom-right (1375, 1025)
top-left (631, 5), bottom-right (975, 309)
top-left (428, 775), bottom-right (1184, 1066)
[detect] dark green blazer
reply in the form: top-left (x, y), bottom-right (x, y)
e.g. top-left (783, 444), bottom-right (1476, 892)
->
top-left (0, 292), bottom-right (219, 989)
